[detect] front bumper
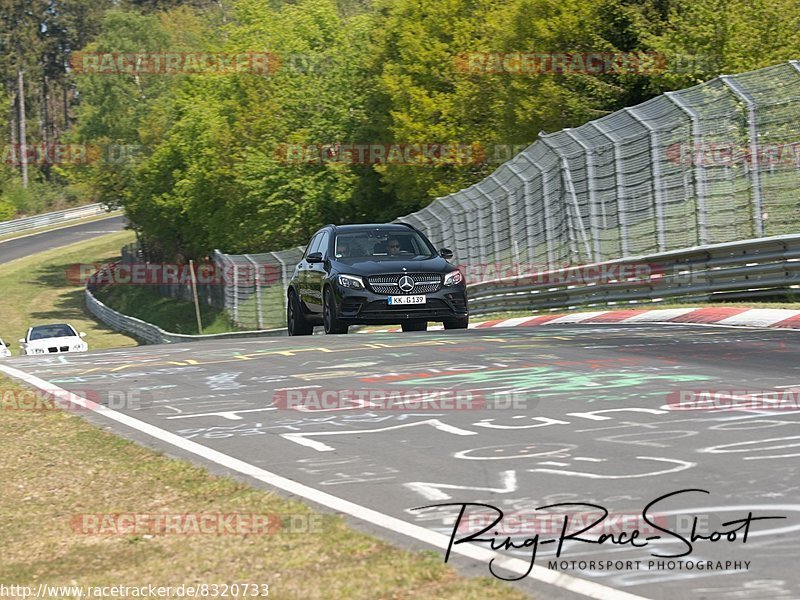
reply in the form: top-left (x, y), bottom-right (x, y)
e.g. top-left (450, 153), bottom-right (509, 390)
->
top-left (333, 283), bottom-right (468, 325)
top-left (23, 346), bottom-right (87, 355)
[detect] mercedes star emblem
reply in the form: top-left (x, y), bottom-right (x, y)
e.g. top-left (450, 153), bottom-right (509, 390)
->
top-left (398, 275), bottom-right (415, 293)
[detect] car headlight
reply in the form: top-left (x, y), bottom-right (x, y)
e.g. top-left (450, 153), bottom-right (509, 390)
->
top-left (443, 270), bottom-right (464, 286)
top-left (29, 347), bottom-right (46, 355)
top-left (338, 274), bottom-right (364, 289)
top-left (71, 344), bottom-right (87, 352)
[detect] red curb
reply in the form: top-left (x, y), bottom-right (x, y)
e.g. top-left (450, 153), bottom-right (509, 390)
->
top-left (583, 310), bottom-right (648, 323)
top-left (668, 307), bottom-right (750, 323)
top-left (475, 319), bottom-right (507, 328)
top-left (772, 314), bottom-right (800, 329)
top-left (517, 314), bottom-right (566, 327)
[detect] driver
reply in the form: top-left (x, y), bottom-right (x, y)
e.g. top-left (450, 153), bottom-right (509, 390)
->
top-left (387, 238), bottom-right (402, 255)
top-left (336, 240), bottom-right (350, 258)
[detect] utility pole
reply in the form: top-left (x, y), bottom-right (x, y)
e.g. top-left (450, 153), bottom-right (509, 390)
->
top-left (9, 89), bottom-right (17, 169)
top-left (17, 67), bottom-right (28, 188)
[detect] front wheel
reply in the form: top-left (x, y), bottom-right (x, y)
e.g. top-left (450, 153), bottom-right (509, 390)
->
top-left (443, 317), bottom-right (469, 330)
top-left (287, 291), bottom-right (313, 336)
top-left (401, 321), bottom-right (427, 332)
top-left (323, 288), bottom-right (349, 334)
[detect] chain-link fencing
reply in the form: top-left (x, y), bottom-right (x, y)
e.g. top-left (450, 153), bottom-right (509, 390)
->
top-left (169, 61), bottom-right (800, 329)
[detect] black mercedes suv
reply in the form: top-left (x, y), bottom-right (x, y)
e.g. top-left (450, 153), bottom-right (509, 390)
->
top-left (287, 223), bottom-right (468, 335)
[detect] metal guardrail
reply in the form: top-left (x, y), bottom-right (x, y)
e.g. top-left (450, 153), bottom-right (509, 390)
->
top-left (466, 234), bottom-right (800, 315)
top-left (0, 203), bottom-right (111, 237)
top-left (208, 61), bottom-right (800, 329)
top-left (85, 263), bottom-right (285, 344)
top-left (89, 236), bottom-right (800, 340)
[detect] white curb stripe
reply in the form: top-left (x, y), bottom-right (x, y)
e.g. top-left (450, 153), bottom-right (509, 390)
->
top-left (716, 309), bottom-right (800, 327)
top-left (492, 316), bottom-right (539, 328)
top-left (547, 311), bottom-right (611, 324)
top-left (619, 308), bottom-right (698, 323)
top-left (0, 362), bottom-right (651, 600)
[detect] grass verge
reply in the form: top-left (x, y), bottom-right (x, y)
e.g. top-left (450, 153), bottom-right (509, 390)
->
top-left (93, 285), bottom-right (241, 335)
top-left (0, 230), bottom-right (137, 355)
top-left (0, 374), bottom-right (529, 599)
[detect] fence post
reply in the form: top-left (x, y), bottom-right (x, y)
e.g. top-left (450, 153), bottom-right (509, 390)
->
top-left (719, 75), bottom-right (764, 238)
top-left (518, 153), bottom-right (556, 268)
top-left (232, 263), bottom-right (239, 324)
top-left (442, 196), bottom-right (470, 267)
top-left (486, 176), bottom-right (505, 261)
top-left (271, 252), bottom-right (290, 318)
top-left (539, 136), bottom-right (593, 263)
top-left (665, 90), bottom-right (709, 245)
top-left (625, 107), bottom-right (667, 252)
top-left (590, 120), bottom-right (630, 257)
top-left (507, 162), bottom-right (538, 271)
top-left (563, 129), bottom-right (602, 261)
top-left (496, 178), bottom-right (521, 274)
top-left (461, 188), bottom-right (487, 266)
top-left (428, 204), bottom-right (450, 251)
top-left (244, 254), bottom-right (264, 329)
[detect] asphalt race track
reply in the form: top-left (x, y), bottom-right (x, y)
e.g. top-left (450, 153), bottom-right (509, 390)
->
top-left (3, 324), bottom-right (800, 600)
top-left (0, 214), bottom-right (128, 265)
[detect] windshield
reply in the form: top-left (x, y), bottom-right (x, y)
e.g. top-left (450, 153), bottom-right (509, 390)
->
top-left (29, 324), bottom-right (76, 341)
top-left (334, 229), bottom-right (436, 259)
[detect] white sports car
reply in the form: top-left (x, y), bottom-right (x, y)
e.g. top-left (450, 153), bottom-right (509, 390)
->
top-left (20, 323), bottom-right (88, 356)
top-left (0, 338), bottom-right (10, 358)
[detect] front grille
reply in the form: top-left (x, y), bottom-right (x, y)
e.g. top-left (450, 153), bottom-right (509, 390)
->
top-left (47, 346), bottom-right (70, 353)
top-left (367, 273), bottom-right (442, 294)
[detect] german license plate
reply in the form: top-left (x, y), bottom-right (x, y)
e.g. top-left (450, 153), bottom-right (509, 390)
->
top-left (388, 295), bottom-right (426, 305)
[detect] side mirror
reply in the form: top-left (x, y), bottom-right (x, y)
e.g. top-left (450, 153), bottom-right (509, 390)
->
top-left (440, 248), bottom-right (454, 260)
top-left (79, 332), bottom-right (87, 338)
top-left (306, 252), bottom-right (324, 264)
top-left (18, 338), bottom-right (25, 344)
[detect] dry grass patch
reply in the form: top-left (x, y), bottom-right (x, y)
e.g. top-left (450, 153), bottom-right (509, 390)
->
top-left (0, 376), bottom-right (532, 599)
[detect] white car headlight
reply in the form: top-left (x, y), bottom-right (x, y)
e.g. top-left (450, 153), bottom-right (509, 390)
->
top-left (443, 270), bottom-right (464, 286)
top-left (338, 274), bottom-right (365, 289)
top-left (71, 343), bottom-right (87, 352)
